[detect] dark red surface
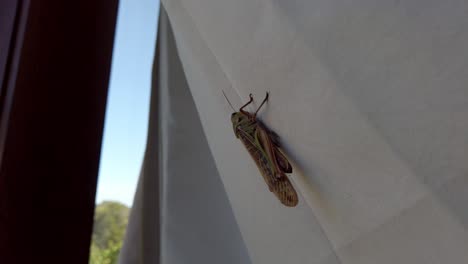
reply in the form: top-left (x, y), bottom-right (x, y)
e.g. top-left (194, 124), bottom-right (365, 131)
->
top-left (0, 1), bottom-right (118, 263)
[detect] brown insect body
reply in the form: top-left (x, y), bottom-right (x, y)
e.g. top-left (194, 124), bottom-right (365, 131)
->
top-left (230, 93), bottom-right (298, 207)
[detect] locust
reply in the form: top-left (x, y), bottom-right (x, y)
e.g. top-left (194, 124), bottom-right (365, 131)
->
top-left (224, 92), bottom-right (298, 207)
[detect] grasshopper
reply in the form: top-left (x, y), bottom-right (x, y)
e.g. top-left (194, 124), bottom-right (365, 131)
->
top-left (225, 92), bottom-right (298, 207)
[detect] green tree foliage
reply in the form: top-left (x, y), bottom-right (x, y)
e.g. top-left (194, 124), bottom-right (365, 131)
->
top-left (89, 201), bottom-right (130, 264)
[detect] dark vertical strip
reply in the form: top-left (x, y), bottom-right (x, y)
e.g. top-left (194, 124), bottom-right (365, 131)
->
top-left (0, 0), bottom-right (19, 98)
top-left (0, 0), bottom-right (28, 165)
top-left (0, 1), bottom-right (118, 263)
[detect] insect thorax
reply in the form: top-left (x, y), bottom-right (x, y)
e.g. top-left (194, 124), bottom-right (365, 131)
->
top-left (231, 112), bottom-right (257, 137)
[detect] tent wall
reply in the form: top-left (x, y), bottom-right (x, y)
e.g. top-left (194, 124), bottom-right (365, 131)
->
top-left (119, 8), bottom-right (252, 264)
top-left (123, 1), bottom-right (468, 263)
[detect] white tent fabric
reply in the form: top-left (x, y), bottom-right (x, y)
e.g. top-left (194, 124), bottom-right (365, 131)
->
top-left (121, 1), bottom-right (468, 263)
top-left (119, 8), bottom-right (251, 264)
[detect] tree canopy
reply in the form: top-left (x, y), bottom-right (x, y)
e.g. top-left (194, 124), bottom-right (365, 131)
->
top-left (89, 201), bottom-right (130, 264)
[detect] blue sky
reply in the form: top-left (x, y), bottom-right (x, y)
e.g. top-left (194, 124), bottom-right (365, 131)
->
top-left (96, 0), bottom-right (160, 206)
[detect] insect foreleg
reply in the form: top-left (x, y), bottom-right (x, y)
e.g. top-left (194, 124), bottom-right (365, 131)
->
top-left (254, 92), bottom-right (269, 117)
top-left (240, 94), bottom-right (254, 115)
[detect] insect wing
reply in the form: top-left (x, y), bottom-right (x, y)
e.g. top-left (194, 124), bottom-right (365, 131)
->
top-left (238, 123), bottom-right (298, 207)
top-left (255, 122), bottom-right (293, 175)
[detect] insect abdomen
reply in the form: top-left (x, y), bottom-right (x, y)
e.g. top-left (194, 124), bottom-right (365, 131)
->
top-left (238, 130), bottom-right (298, 207)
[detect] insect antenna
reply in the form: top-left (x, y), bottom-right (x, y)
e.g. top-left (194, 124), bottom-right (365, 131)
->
top-left (222, 90), bottom-right (236, 112)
